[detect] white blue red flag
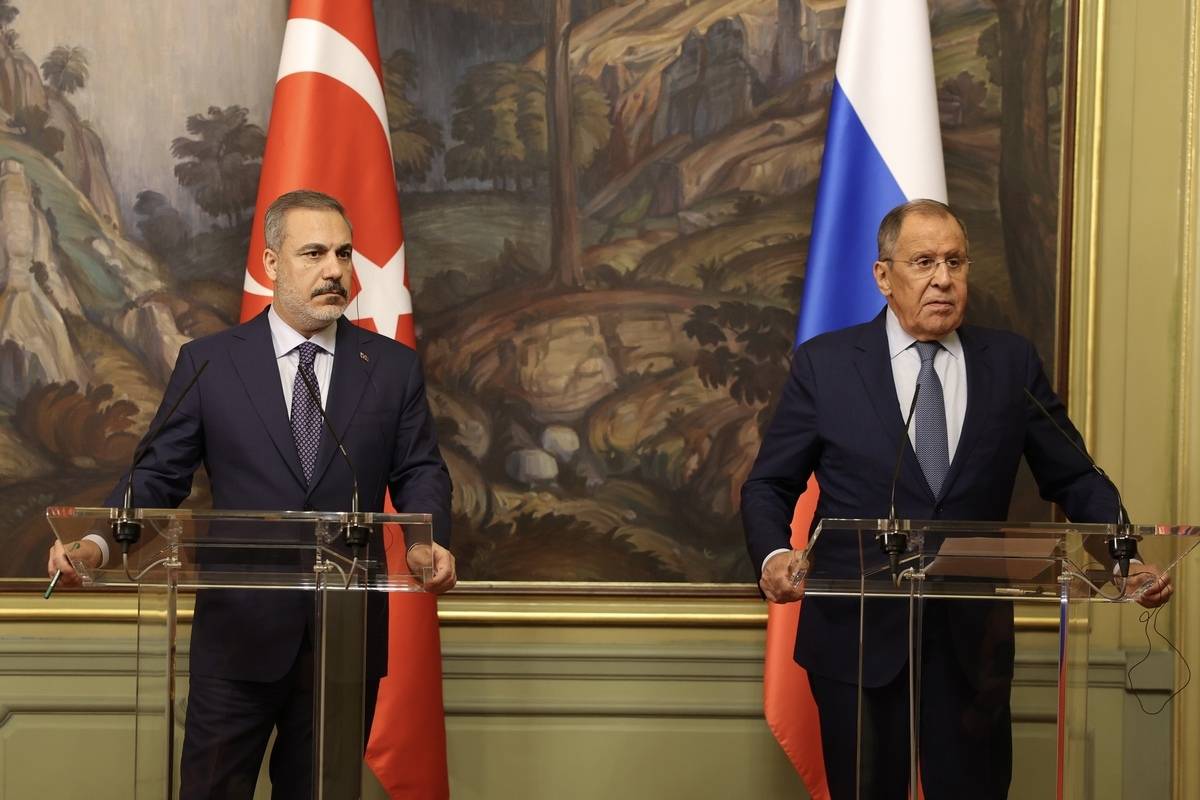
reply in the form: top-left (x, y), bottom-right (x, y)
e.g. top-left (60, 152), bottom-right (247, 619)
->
top-left (763, 1), bottom-right (946, 796)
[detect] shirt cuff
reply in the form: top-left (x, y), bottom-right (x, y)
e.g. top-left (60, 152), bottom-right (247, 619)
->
top-left (82, 533), bottom-right (110, 569)
top-left (762, 548), bottom-right (791, 576)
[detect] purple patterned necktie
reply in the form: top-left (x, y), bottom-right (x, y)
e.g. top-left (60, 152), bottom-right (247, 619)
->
top-left (914, 340), bottom-right (949, 497)
top-left (290, 341), bottom-right (323, 484)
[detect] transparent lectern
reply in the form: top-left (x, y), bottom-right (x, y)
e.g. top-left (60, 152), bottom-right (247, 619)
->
top-left (46, 506), bottom-right (434, 800)
top-left (799, 518), bottom-right (1198, 800)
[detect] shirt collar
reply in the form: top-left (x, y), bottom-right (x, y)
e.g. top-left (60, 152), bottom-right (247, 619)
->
top-left (885, 306), bottom-right (963, 362)
top-left (268, 305), bottom-right (339, 359)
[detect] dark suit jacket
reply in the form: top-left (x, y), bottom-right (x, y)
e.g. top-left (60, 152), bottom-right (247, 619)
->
top-left (105, 308), bottom-right (452, 682)
top-left (741, 309), bottom-right (1117, 688)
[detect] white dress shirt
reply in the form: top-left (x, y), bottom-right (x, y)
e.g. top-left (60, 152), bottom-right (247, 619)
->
top-left (884, 306), bottom-right (966, 458)
top-left (760, 308), bottom-right (970, 574)
top-left (268, 305), bottom-right (337, 412)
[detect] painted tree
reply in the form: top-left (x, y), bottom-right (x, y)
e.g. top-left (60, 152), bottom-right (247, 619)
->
top-left (938, 71), bottom-right (988, 127)
top-left (445, 62), bottom-right (533, 191)
top-left (382, 49), bottom-right (445, 184)
top-left (979, 0), bottom-right (1059, 338)
top-left (133, 190), bottom-right (190, 262)
top-left (545, 0), bottom-right (581, 286)
top-left (683, 301), bottom-right (796, 433)
top-left (0, 1), bottom-right (18, 29)
top-left (170, 105), bottom-right (265, 227)
top-left (446, 62), bottom-right (608, 193)
top-left (432, 0), bottom-right (620, 287)
top-left (40, 45), bottom-right (89, 94)
top-left (570, 74), bottom-right (610, 169)
top-left (515, 69), bottom-right (549, 181)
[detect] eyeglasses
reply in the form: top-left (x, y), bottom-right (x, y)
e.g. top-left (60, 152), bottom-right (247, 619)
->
top-left (883, 256), bottom-right (971, 275)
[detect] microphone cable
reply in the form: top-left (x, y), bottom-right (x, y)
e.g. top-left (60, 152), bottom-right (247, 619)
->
top-left (1061, 556), bottom-right (1192, 715)
top-left (1127, 604), bottom-right (1191, 716)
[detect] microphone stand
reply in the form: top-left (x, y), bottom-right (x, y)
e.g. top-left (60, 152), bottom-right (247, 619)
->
top-left (879, 384), bottom-right (921, 584)
top-left (1108, 523), bottom-right (1138, 580)
top-left (113, 360), bottom-right (209, 580)
top-left (295, 367), bottom-right (370, 578)
top-left (1022, 388), bottom-right (1137, 577)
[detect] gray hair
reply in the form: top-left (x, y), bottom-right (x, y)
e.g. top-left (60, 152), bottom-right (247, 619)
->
top-left (263, 189), bottom-right (351, 251)
top-left (876, 199), bottom-right (969, 260)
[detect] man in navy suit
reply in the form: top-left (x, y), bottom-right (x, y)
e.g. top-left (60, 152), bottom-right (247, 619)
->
top-left (741, 199), bottom-right (1171, 799)
top-left (48, 189), bottom-right (455, 799)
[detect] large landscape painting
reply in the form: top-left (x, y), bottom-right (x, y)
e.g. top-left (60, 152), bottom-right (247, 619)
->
top-left (0, 0), bottom-right (1068, 582)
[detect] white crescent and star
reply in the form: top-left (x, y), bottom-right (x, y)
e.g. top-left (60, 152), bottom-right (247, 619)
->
top-left (349, 245), bottom-right (411, 340)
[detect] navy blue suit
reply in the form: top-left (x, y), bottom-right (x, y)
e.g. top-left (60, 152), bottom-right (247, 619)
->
top-left (741, 310), bottom-right (1116, 798)
top-left (105, 308), bottom-right (451, 797)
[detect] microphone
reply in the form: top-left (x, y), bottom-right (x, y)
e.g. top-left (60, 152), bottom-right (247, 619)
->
top-left (879, 383), bottom-right (921, 580)
top-left (1021, 387), bottom-right (1136, 576)
top-left (294, 365), bottom-right (369, 554)
top-left (112, 359), bottom-right (210, 553)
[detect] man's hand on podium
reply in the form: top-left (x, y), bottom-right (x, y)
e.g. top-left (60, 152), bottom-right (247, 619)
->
top-left (1119, 562), bottom-right (1173, 608)
top-left (760, 549), bottom-right (807, 604)
top-left (406, 542), bottom-right (457, 594)
top-left (46, 539), bottom-right (102, 589)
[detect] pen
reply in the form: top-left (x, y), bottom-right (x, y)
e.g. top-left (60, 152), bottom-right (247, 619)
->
top-left (788, 552), bottom-right (808, 586)
top-left (44, 569), bottom-right (63, 600)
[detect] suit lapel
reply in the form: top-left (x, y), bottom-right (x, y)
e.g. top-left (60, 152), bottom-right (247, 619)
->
top-left (852, 312), bottom-right (931, 498)
top-left (939, 325), bottom-right (992, 500)
top-left (230, 310), bottom-right (307, 489)
top-left (306, 318), bottom-right (377, 499)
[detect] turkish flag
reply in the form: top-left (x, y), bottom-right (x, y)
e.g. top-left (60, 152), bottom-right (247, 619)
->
top-left (241, 1), bottom-right (449, 798)
top-left (764, 477), bottom-right (829, 800)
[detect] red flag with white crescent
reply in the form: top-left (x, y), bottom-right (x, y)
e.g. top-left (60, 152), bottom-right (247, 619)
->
top-left (242, 0), bottom-right (414, 344)
top-left (242, 1), bottom-right (448, 797)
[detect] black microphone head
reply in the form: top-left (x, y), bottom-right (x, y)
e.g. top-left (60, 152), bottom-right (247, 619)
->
top-left (344, 521), bottom-right (370, 552)
top-left (1108, 533), bottom-right (1138, 578)
top-left (112, 517), bottom-right (142, 549)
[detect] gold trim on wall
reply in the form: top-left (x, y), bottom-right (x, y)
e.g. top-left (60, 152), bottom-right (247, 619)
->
top-left (1180, 0), bottom-right (1199, 519)
top-left (0, 603), bottom-right (1061, 632)
top-left (0, 578), bottom-right (763, 597)
top-left (1071, 0), bottom-right (1108, 440)
top-left (1174, 4), bottom-right (1200, 798)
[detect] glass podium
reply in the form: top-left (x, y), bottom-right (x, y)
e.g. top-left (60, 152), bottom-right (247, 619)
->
top-left (798, 518), bottom-right (1199, 800)
top-left (46, 506), bottom-right (435, 800)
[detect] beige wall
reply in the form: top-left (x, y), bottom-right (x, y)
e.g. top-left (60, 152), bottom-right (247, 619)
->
top-left (1068, 1), bottom-right (1200, 797)
top-left (0, 593), bottom-right (1175, 799)
top-left (0, 593), bottom-right (806, 799)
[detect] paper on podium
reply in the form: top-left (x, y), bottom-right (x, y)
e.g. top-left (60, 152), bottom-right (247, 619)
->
top-left (923, 536), bottom-right (1059, 580)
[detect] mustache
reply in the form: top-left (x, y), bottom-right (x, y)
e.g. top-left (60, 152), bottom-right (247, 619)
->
top-left (310, 281), bottom-right (348, 299)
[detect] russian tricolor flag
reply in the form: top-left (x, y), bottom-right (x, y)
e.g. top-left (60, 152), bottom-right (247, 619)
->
top-left (800, 0), bottom-right (947, 343)
top-left (762, 1), bottom-right (946, 796)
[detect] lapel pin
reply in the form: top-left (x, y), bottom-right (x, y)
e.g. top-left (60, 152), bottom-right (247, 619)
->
top-left (360, 351), bottom-right (369, 363)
